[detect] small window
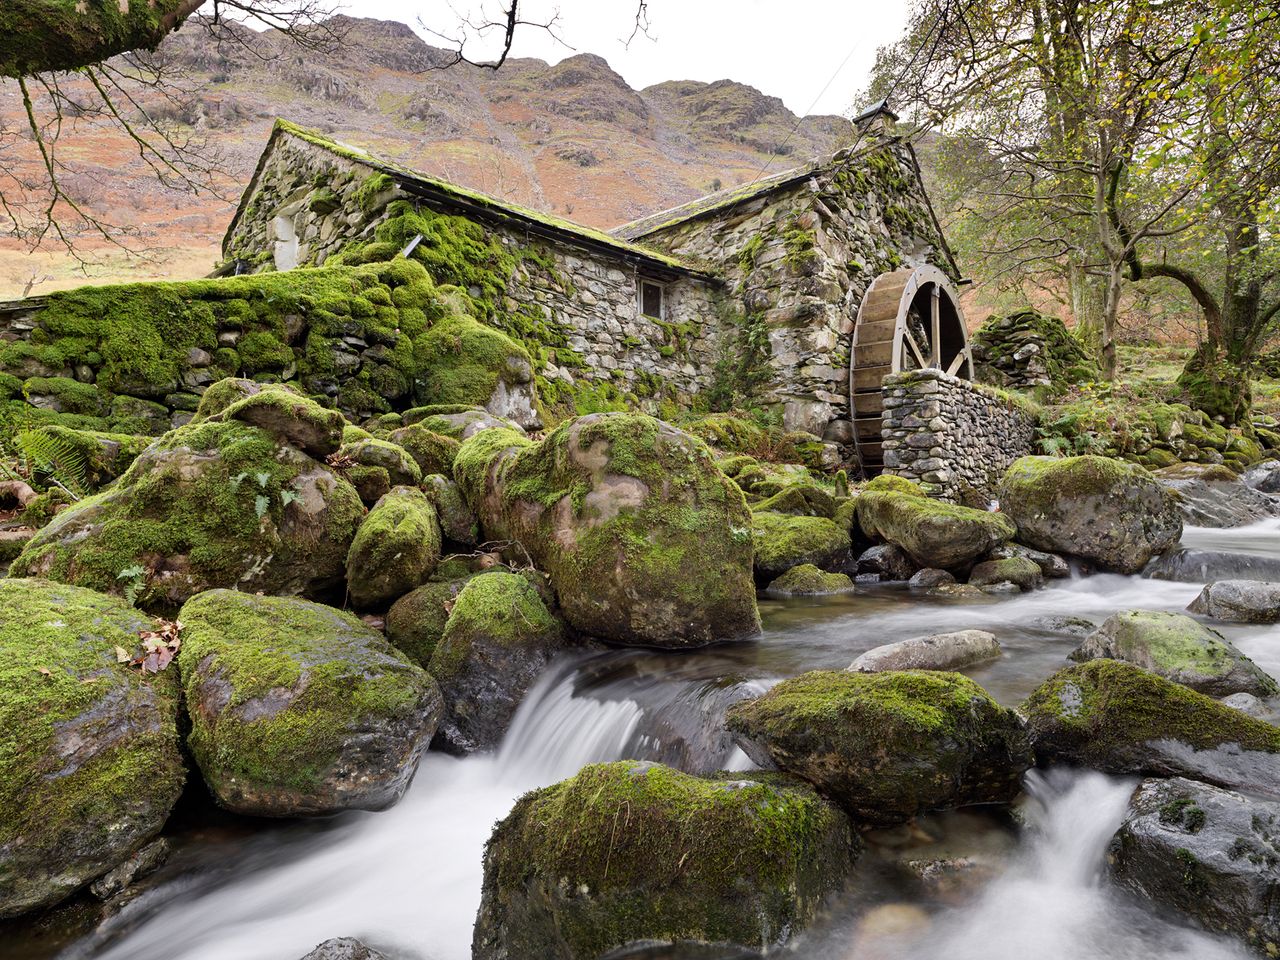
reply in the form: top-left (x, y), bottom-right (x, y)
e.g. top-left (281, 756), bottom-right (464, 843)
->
top-left (639, 279), bottom-right (664, 319)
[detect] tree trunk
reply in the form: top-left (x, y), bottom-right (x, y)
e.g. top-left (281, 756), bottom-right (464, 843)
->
top-left (0, 0), bottom-right (207, 78)
top-left (1099, 261), bottom-right (1123, 380)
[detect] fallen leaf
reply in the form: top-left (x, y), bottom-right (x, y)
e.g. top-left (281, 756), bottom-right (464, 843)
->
top-left (36, 666), bottom-right (51, 677)
top-left (114, 646), bottom-right (131, 663)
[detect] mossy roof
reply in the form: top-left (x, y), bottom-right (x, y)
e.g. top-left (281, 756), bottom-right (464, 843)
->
top-left (226, 119), bottom-right (715, 282)
top-left (611, 132), bottom-right (961, 277)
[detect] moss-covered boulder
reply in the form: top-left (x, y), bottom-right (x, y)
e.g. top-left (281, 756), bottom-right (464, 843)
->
top-left (179, 590), bottom-right (442, 816)
top-left (422, 473), bottom-right (479, 545)
top-left (764, 563), bottom-right (855, 596)
top-left (968, 555), bottom-right (1043, 591)
top-left (726, 670), bottom-right (1031, 825)
top-left (454, 413), bottom-right (759, 648)
top-left (752, 511), bottom-right (851, 577)
top-left (335, 436), bottom-right (421, 486)
top-left (409, 406), bottom-right (526, 441)
top-left (0, 580), bottom-right (185, 919)
top-left (856, 475), bottom-right (1015, 569)
top-left (385, 575), bottom-right (476, 668)
top-left (428, 572), bottom-right (568, 753)
top-left (999, 455), bottom-right (1182, 573)
top-left (1069, 610), bottom-right (1276, 697)
top-left (345, 487), bottom-right (442, 609)
top-left (751, 483), bottom-right (837, 519)
top-left (473, 760), bottom-right (856, 960)
top-left (1021, 660), bottom-right (1280, 797)
top-left (386, 422), bottom-right (460, 477)
top-left (415, 315), bottom-right (541, 430)
top-left (210, 384), bottom-right (346, 459)
top-left (11, 417), bottom-right (366, 612)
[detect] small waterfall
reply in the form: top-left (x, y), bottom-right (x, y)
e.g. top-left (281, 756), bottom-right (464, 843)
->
top-left (64, 653), bottom-right (751, 960)
top-left (906, 770), bottom-right (1246, 960)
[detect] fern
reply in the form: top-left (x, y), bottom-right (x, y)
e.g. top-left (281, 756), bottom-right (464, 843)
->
top-left (17, 429), bottom-right (88, 498)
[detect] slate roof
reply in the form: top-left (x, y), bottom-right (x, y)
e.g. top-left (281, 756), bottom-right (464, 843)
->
top-left (226, 120), bottom-right (715, 281)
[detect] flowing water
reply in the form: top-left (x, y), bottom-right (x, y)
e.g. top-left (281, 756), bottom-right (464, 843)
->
top-left (21, 522), bottom-right (1280, 960)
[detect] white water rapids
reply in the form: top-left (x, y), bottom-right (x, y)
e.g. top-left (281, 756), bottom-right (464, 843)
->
top-left (54, 521), bottom-right (1280, 960)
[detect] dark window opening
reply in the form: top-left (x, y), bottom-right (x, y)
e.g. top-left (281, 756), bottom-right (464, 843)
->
top-left (640, 280), bottom-right (664, 319)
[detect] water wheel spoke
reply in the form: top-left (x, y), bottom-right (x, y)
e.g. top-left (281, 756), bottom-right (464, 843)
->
top-left (930, 287), bottom-right (942, 368)
top-left (902, 328), bottom-right (928, 369)
top-left (946, 350), bottom-right (968, 376)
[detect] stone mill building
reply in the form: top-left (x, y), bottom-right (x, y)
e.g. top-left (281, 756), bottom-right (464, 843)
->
top-left (219, 104), bottom-right (979, 475)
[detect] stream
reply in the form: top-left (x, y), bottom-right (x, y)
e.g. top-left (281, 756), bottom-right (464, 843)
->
top-left (22, 522), bottom-right (1280, 960)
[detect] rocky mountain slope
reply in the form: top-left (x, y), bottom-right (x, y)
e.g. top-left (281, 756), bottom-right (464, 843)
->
top-left (0, 16), bottom-right (848, 296)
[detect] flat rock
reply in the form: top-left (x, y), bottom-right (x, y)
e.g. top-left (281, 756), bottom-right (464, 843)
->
top-left (849, 630), bottom-right (1001, 673)
top-left (1188, 579), bottom-right (1280, 623)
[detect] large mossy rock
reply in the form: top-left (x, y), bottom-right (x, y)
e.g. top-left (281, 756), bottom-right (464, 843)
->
top-left (415, 315), bottom-right (541, 430)
top-left (1109, 777), bottom-right (1280, 955)
top-left (0, 580), bottom-right (185, 919)
top-left (725, 670), bottom-right (1032, 825)
top-left (345, 486), bottom-right (442, 609)
top-left (998, 455), bottom-right (1182, 573)
top-left (386, 422), bottom-right (460, 477)
top-left (1022, 660), bottom-right (1280, 797)
top-left (11, 414), bottom-right (366, 612)
top-left (856, 475), bottom-right (1015, 569)
top-left (454, 413), bottom-right (759, 647)
top-left (473, 760), bottom-right (856, 960)
top-left (179, 590), bottom-right (442, 816)
top-left (751, 511), bottom-right (851, 577)
top-left (1071, 609), bottom-right (1276, 697)
top-left (764, 563), bottom-right (854, 596)
top-left (428, 572), bottom-right (569, 754)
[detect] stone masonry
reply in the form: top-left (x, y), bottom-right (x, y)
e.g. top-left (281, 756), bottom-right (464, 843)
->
top-left (881, 369), bottom-right (1036, 504)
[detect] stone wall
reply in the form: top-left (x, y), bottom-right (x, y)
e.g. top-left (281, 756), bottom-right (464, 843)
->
top-left (222, 128), bottom-right (732, 414)
top-left (881, 370), bottom-right (1036, 504)
top-left (628, 134), bottom-right (954, 437)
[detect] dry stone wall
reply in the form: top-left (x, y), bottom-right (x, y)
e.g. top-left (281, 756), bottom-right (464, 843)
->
top-left (630, 136), bottom-right (953, 437)
top-left (881, 369), bottom-right (1036, 504)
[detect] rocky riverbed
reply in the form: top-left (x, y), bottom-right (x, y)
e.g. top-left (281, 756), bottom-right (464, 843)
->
top-left (5, 388), bottom-right (1280, 960)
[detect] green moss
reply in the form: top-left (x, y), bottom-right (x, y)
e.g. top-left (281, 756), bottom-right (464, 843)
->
top-left (752, 511), bottom-right (850, 575)
top-left (1022, 659), bottom-right (1280, 762)
top-left (178, 590), bottom-right (432, 802)
top-left (1001, 454), bottom-right (1147, 518)
top-left (386, 423), bottom-right (461, 476)
top-left (385, 575), bottom-right (476, 667)
top-left (22, 376), bottom-right (107, 416)
top-left (0, 579), bottom-right (183, 910)
top-left (415, 314), bottom-right (532, 408)
top-left (346, 487), bottom-right (441, 609)
top-left (429, 572), bottom-right (561, 682)
top-left (764, 563), bottom-right (854, 595)
top-left (454, 412), bottom-right (760, 646)
top-left (11, 418), bottom-right (364, 613)
top-left (479, 760), bottom-right (854, 959)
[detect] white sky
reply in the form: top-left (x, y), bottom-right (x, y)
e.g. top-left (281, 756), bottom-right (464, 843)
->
top-left (336, 0), bottom-right (911, 116)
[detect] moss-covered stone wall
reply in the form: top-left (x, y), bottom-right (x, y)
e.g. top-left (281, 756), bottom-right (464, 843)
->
top-left (0, 260), bottom-right (468, 432)
top-left (625, 135), bottom-right (952, 436)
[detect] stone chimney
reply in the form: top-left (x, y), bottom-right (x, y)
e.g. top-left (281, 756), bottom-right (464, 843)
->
top-left (852, 99), bottom-right (899, 138)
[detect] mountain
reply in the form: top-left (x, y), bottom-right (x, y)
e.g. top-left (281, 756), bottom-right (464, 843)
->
top-left (0, 16), bottom-right (850, 297)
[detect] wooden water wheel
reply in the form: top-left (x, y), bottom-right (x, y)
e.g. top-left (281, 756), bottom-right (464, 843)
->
top-left (848, 264), bottom-right (973, 476)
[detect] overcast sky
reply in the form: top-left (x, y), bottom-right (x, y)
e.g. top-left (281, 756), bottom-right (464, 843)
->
top-left (339, 0), bottom-right (911, 117)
